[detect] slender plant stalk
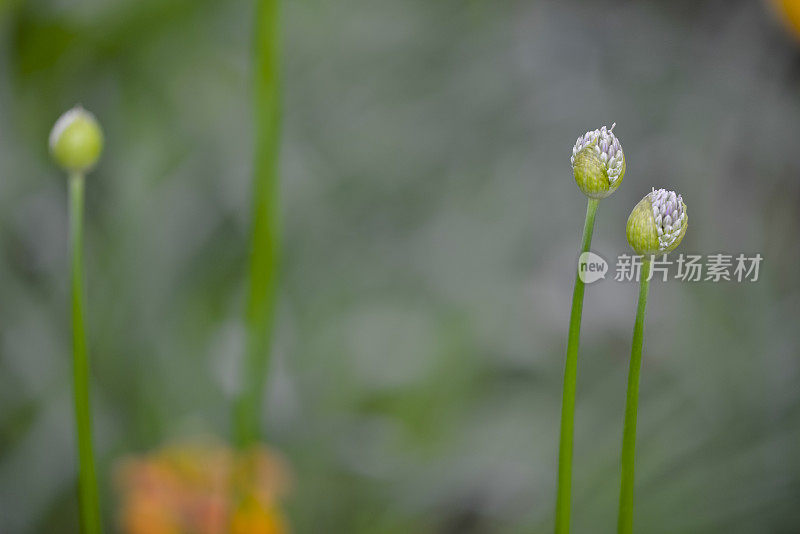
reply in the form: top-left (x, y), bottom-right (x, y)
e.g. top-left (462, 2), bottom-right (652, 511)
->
top-left (234, 0), bottom-right (282, 448)
top-left (554, 197), bottom-right (599, 534)
top-left (617, 258), bottom-right (652, 534)
top-left (69, 172), bottom-right (102, 534)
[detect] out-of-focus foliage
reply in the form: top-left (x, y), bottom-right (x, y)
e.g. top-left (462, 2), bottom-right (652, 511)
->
top-left (0, 0), bottom-right (799, 532)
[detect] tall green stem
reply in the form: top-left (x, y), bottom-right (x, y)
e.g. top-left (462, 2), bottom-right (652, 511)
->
top-left (617, 258), bottom-right (652, 534)
top-left (235, 0), bottom-right (282, 448)
top-left (69, 172), bottom-right (102, 534)
top-left (555, 197), bottom-right (599, 534)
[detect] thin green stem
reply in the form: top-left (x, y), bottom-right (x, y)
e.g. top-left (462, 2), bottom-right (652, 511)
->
top-left (555, 197), bottom-right (599, 534)
top-left (617, 258), bottom-right (652, 534)
top-left (234, 0), bottom-right (282, 448)
top-left (69, 172), bottom-right (102, 534)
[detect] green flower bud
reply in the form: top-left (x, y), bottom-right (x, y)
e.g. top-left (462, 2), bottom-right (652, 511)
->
top-left (571, 124), bottom-right (625, 199)
top-left (626, 188), bottom-right (688, 255)
top-left (49, 106), bottom-right (104, 173)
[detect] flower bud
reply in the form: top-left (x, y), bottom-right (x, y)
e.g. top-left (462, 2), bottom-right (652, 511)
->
top-left (626, 188), bottom-right (688, 255)
top-left (570, 124), bottom-right (625, 199)
top-left (49, 106), bottom-right (104, 173)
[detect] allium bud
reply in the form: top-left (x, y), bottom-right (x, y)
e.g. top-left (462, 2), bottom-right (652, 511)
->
top-left (570, 124), bottom-right (625, 199)
top-left (626, 188), bottom-right (688, 255)
top-left (49, 106), bottom-right (104, 173)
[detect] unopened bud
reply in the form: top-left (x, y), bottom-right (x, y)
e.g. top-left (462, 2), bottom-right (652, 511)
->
top-left (49, 106), bottom-right (104, 174)
top-left (626, 188), bottom-right (688, 255)
top-left (570, 124), bottom-right (625, 199)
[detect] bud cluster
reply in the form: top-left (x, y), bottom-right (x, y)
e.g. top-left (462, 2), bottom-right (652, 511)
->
top-left (626, 188), bottom-right (688, 256)
top-left (649, 188), bottom-right (686, 251)
top-left (570, 124), bottom-right (625, 199)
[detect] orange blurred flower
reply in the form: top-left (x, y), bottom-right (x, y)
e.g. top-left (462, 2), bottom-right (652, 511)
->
top-left (116, 441), bottom-right (290, 534)
top-left (231, 497), bottom-right (287, 534)
top-left (770, 0), bottom-right (800, 40)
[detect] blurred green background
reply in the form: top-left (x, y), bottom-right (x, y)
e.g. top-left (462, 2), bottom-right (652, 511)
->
top-left (1, 0), bottom-right (800, 532)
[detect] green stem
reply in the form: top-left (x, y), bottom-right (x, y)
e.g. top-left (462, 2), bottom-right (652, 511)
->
top-left (617, 258), bottom-right (652, 534)
top-left (69, 172), bottom-right (102, 534)
top-left (234, 0), bottom-right (282, 448)
top-left (555, 197), bottom-right (599, 534)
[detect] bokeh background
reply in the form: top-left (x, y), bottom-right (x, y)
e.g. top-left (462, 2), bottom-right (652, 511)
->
top-left (1, 0), bottom-right (800, 532)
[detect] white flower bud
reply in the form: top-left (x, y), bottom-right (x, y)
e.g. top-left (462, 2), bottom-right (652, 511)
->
top-left (570, 124), bottom-right (625, 199)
